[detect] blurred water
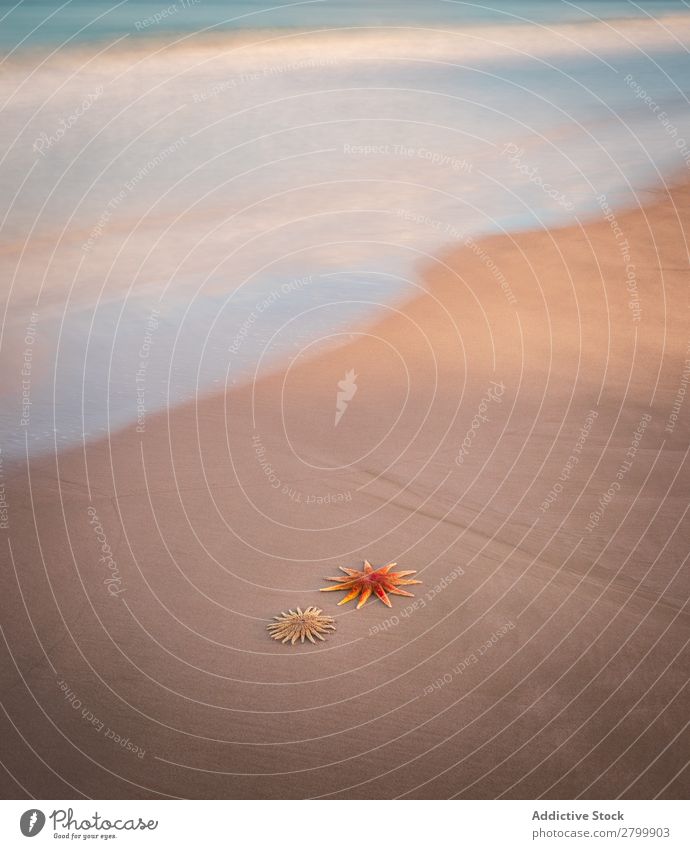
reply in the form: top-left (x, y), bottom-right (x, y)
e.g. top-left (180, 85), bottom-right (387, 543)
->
top-left (2, 0), bottom-right (690, 48)
top-left (1, 5), bottom-right (690, 458)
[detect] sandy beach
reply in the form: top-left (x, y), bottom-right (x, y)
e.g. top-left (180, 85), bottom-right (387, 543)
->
top-left (1, 178), bottom-right (689, 800)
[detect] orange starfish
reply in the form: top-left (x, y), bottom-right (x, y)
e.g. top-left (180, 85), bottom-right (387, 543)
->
top-left (320, 560), bottom-right (421, 608)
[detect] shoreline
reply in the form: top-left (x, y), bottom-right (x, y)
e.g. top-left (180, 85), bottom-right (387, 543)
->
top-left (1, 179), bottom-right (689, 799)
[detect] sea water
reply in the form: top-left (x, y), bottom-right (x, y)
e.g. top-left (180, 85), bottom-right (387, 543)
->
top-left (1, 1), bottom-right (690, 458)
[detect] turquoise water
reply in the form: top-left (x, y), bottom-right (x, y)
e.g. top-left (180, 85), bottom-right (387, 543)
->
top-left (2, 1), bottom-right (690, 48)
top-left (1, 2), bottom-right (690, 457)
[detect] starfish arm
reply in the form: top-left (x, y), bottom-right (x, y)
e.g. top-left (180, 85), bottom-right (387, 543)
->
top-left (387, 570), bottom-right (417, 578)
top-left (373, 584), bottom-right (392, 607)
top-left (337, 587), bottom-right (361, 606)
top-left (321, 581), bottom-right (355, 591)
top-left (324, 575), bottom-right (354, 583)
top-left (363, 560), bottom-right (373, 573)
top-left (377, 562), bottom-right (398, 574)
top-left (339, 566), bottom-right (361, 576)
top-left (356, 586), bottom-right (373, 608)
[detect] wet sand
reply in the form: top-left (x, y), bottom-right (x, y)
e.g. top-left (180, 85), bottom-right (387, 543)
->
top-left (1, 181), bottom-right (689, 799)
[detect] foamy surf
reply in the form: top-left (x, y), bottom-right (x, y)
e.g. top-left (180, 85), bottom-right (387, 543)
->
top-left (1, 11), bottom-right (690, 458)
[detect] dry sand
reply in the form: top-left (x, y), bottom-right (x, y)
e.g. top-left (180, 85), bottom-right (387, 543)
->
top-left (1, 181), bottom-right (689, 799)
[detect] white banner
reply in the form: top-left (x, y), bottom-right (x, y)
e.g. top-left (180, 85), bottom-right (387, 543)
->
top-left (1, 800), bottom-right (687, 848)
